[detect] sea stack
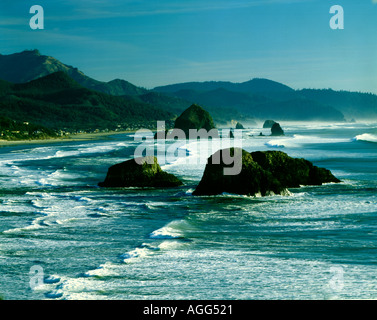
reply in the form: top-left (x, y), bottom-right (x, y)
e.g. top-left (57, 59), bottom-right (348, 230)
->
top-left (193, 148), bottom-right (340, 196)
top-left (271, 122), bottom-right (284, 136)
top-left (99, 156), bottom-right (183, 188)
top-left (173, 104), bottom-right (216, 137)
top-left (193, 148), bottom-right (283, 196)
top-left (235, 122), bottom-right (244, 129)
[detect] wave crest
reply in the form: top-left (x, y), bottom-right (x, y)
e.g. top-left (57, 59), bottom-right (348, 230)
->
top-left (352, 133), bottom-right (377, 143)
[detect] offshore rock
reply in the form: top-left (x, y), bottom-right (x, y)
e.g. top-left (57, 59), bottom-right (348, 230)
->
top-left (174, 104), bottom-right (216, 137)
top-left (271, 122), bottom-right (285, 136)
top-left (99, 156), bottom-right (183, 188)
top-left (250, 151), bottom-right (341, 188)
top-left (193, 148), bottom-right (283, 196)
top-left (193, 148), bottom-right (340, 196)
top-left (235, 122), bottom-right (244, 129)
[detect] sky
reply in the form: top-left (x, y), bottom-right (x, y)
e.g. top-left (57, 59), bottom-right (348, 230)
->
top-left (0, 0), bottom-right (377, 93)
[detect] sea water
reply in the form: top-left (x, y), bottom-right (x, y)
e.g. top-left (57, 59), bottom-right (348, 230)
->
top-left (0, 122), bottom-right (376, 300)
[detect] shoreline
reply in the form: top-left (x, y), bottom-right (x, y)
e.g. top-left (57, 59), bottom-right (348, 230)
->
top-left (0, 130), bottom-right (135, 148)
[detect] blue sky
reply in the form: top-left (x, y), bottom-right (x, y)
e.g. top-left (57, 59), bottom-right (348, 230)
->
top-left (1, 0), bottom-right (377, 93)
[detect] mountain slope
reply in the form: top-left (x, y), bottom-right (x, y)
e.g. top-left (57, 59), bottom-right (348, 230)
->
top-left (154, 78), bottom-right (296, 97)
top-left (0, 72), bottom-right (173, 131)
top-left (3, 49), bottom-right (375, 123)
top-left (298, 89), bottom-right (377, 120)
top-left (154, 81), bottom-right (345, 121)
top-left (0, 50), bottom-right (147, 96)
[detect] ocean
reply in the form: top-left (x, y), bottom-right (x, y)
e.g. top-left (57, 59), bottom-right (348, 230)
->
top-left (0, 122), bottom-right (377, 300)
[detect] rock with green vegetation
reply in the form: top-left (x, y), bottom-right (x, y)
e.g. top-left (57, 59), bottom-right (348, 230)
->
top-left (193, 148), bottom-right (283, 196)
top-left (250, 151), bottom-right (341, 188)
top-left (193, 148), bottom-right (340, 196)
top-left (173, 104), bottom-right (216, 137)
top-left (271, 122), bottom-right (284, 136)
top-left (99, 156), bottom-right (183, 188)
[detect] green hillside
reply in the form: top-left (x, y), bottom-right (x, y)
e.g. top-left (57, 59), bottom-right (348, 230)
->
top-left (0, 50), bottom-right (147, 96)
top-left (0, 72), bottom-right (173, 132)
top-left (154, 81), bottom-right (346, 122)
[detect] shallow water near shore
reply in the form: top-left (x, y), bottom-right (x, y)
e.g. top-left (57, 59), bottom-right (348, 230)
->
top-left (1, 122), bottom-right (377, 300)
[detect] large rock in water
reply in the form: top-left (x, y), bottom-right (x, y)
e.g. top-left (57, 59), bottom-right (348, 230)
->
top-left (99, 156), bottom-right (183, 188)
top-left (235, 122), bottom-right (244, 129)
top-left (250, 151), bottom-right (341, 187)
top-left (174, 104), bottom-right (216, 137)
top-left (193, 148), bottom-right (282, 196)
top-left (271, 122), bottom-right (284, 136)
top-left (193, 148), bottom-right (340, 196)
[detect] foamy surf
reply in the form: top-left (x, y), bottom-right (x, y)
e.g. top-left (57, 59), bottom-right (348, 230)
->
top-left (2, 121), bottom-right (377, 300)
top-left (149, 219), bottom-right (189, 239)
top-left (120, 245), bottom-right (158, 262)
top-left (352, 133), bottom-right (377, 143)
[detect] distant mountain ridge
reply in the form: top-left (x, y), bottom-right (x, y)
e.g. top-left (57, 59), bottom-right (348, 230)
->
top-left (153, 80), bottom-right (346, 121)
top-left (154, 78), bottom-right (294, 96)
top-left (0, 50), bottom-right (147, 96)
top-left (1, 49), bottom-right (377, 123)
top-left (0, 71), bottom-right (173, 131)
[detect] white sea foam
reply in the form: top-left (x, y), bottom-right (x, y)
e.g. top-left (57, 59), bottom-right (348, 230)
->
top-left (265, 134), bottom-right (350, 149)
top-left (158, 240), bottom-right (184, 250)
top-left (149, 220), bottom-right (188, 239)
top-left (120, 247), bottom-right (153, 261)
top-left (352, 133), bottom-right (377, 143)
top-left (3, 216), bottom-right (45, 234)
top-left (31, 199), bottom-right (47, 208)
top-left (265, 140), bottom-right (287, 148)
top-left (84, 261), bottom-right (122, 277)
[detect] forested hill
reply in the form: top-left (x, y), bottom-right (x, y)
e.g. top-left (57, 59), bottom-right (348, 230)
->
top-left (0, 49), bottom-right (147, 96)
top-left (0, 72), bottom-right (174, 132)
top-left (154, 79), bottom-right (377, 121)
top-left (298, 89), bottom-right (377, 120)
top-left (2, 50), bottom-right (377, 124)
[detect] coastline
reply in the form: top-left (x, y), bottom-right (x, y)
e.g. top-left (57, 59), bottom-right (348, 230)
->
top-left (0, 130), bottom-right (135, 148)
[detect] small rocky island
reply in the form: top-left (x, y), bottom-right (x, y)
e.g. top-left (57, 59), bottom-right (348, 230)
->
top-left (193, 148), bottom-right (340, 196)
top-left (235, 122), bottom-right (244, 129)
top-left (270, 122), bottom-right (285, 136)
top-left (173, 104), bottom-right (216, 137)
top-left (99, 156), bottom-right (183, 188)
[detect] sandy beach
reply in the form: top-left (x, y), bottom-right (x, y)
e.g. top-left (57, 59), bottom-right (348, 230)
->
top-left (0, 130), bottom-right (134, 148)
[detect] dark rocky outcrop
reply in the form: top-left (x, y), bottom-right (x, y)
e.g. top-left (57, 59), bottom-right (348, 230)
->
top-left (271, 122), bottom-right (284, 136)
top-left (193, 148), bottom-right (340, 196)
top-left (193, 148), bottom-right (282, 196)
top-left (263, 120), bottom-right (276, 128)
top-left (235, 122), bottom-right (244, 129)
top-left (174, 104), bottom-right (216, 137)
top-left (99, 156), bottom-right (183, 188)
top-left (250, 151), bottom-right (341, 188)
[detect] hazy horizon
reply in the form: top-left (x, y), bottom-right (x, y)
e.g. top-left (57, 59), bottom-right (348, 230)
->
top-left (1, 1), bottom-right (377, 94)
